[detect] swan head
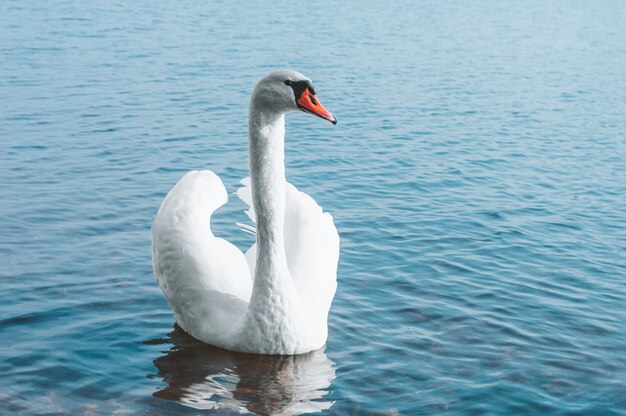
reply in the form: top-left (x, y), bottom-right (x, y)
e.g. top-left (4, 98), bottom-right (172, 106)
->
top-left (251, 70), bottom-right (337, 124)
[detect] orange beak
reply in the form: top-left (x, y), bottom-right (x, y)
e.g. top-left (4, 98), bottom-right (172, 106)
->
top-left (297, 89), bottom-right (337, 125)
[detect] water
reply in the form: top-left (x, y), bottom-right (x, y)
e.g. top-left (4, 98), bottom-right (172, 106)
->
top-left (1, 0), bottom-right (625, 414)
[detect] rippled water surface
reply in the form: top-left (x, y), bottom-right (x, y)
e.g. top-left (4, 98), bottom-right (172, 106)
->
top-left (2, 1), bottom-right (626, 414)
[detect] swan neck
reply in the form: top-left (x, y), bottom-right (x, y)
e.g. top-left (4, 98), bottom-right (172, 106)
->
top-left (248, 107), bottom-right (289, 279)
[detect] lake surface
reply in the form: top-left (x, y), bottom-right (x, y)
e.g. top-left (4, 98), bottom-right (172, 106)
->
top-left (1, 1), bottom-right (625, 414)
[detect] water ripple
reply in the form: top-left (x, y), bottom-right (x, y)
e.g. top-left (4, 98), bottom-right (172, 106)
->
top-left (2, 0), bottom-right (626, 415)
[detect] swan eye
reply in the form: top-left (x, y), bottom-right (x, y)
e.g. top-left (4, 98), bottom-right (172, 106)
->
top-left (284, 80), bottom-right (292, 86)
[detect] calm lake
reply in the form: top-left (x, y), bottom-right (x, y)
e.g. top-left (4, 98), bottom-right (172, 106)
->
top-left (1, 0), bottom-right (625, 414)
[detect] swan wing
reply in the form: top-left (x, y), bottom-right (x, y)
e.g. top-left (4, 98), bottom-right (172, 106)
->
top-left (237, 178), bottom-right (339, 314)
top-left (152, 171), bottom-right (252, 345)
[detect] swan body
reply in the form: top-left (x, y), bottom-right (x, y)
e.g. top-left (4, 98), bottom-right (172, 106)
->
top-left (152, 70), bottom-right (339, 355)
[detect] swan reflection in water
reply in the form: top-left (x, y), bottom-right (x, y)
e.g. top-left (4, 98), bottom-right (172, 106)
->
top-left (146, 325), bottom-right (336, 415)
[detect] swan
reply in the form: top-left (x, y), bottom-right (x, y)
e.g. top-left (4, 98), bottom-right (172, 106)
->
top-left (152, 70), bottom-right (339, 355)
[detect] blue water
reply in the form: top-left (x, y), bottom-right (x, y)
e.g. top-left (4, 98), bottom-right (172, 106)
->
top-left (1, 1), bottom-right (625, 414)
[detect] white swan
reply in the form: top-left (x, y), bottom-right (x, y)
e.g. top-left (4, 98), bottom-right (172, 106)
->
top-left (152, 70), bottom-right (339, 355)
